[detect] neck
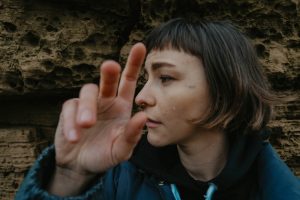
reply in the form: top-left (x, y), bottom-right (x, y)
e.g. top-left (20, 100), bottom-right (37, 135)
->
top-left (177, 128), bottom-right (228, 182)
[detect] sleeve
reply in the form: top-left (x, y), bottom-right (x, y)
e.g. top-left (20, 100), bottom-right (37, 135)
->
top-left (15, 145), bottom-right (107, 200)
top-left (256, 143), bottom-right (300, 200)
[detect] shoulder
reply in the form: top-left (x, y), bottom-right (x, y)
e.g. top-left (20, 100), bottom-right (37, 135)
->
top-left (255, 142), bottom-right (300, 199)
top-left (104, 161), bottom-right (173, 200)
top-left (104, 161), bottom-right (150, 187)
top-left (107, 161), bottom-right (139, 181)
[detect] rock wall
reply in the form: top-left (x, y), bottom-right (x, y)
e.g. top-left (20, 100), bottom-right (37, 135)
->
top-left (0, 0), bottom-right (299, 199)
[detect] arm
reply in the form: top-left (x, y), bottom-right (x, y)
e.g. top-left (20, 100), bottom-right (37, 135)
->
top-left (15, 43), bottom-right (147, 199)
top-left (15, 146), bottom-right (105, 200)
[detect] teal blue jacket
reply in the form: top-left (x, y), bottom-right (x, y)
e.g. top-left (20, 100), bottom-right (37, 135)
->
top-left (15, 142), bottom-right (300, 200)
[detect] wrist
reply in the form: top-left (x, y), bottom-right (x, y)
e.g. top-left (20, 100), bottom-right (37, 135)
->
top-left (47, 166), bottom-right (98, 196)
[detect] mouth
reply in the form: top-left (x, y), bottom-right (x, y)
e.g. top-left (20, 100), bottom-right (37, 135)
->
top-left (146, 118), bottom-right (162, 128)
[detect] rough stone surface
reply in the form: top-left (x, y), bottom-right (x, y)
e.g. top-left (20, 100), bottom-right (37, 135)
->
top-left (0, 128), bottom-right (48, 199)
top-left (0, 0), bottom-right (136, 94)
top-left (0, 0), bottom-right (299, 199)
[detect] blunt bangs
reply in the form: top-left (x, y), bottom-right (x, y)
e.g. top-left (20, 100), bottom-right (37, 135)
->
top-left (145, 19), bottom-right (203, 57)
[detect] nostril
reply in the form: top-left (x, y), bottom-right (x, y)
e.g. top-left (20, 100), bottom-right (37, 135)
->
top-left (140, 103), bottom-right (146, 110)
top-left (136, 102), bottom-right (146, 111)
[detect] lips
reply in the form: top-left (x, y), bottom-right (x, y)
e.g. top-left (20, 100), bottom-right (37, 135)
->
top-left (146, 118), bottom-right (162, 128)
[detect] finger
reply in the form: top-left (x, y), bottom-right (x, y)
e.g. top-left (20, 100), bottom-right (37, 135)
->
top-left (118, 43), bottom-right (146, 102)
top-left (99, 61), bottom-right (121, 98)
top-left (77, 84), bottom-right (99, 127)
top-left (62, 99), bottom-right (80, 142)
top-left (54, 112), bottom-right (64, 143)
top-left (115, 112), bottom-right (147, 160)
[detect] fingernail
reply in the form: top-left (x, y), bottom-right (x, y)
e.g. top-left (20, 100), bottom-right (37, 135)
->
top-left (80, 110), bottom-right (93, 123)
top-left (68, 130), bottom-right (77, 141)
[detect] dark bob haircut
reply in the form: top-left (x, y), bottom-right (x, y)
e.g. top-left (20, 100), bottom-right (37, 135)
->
top-left (145, 18), bottom-right (276, 133)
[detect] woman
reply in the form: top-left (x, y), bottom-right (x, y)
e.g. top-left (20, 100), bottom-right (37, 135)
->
top-left (16, 18), bottom-right (300, 200)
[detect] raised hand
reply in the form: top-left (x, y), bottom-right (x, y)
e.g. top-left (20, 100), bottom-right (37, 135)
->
top-left (48, 43), bottom-right (147, 196)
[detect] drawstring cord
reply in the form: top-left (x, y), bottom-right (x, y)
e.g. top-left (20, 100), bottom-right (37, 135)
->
top-left (171, 184), bottom-right (181, 200)
top-left (204, 183), bottom-right (218, 200)
top-left (170, 182), bottom-right (218, 200)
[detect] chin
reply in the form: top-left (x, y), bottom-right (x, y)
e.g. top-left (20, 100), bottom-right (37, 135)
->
top-left (146, 133), bottom-right (168, 147)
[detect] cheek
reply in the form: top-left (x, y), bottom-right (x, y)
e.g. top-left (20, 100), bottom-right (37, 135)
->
top-left (168, 91), bottom-right (210, 122)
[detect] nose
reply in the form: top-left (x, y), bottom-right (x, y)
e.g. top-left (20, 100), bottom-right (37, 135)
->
top-left (135, 83), bottom-right (155, 108)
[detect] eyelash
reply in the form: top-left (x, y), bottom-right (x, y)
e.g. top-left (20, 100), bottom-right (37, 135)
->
top-left (143, 72), bottom-right (175, 84)
top-left (159, 75), bottom-right (174, 83)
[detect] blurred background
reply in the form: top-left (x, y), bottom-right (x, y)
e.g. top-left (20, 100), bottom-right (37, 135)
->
top-left (0, 0), bottom-right (299, 199)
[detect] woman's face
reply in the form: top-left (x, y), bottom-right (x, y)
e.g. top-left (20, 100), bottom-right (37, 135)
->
top-left (135, 49), bottom-right (211, 146)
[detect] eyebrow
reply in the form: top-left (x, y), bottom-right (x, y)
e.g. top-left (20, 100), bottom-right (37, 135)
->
top-left (147, 62), bottom-right (176, 71)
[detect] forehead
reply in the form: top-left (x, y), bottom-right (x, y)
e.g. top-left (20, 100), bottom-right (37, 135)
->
top-left (144, 49), bottom-right (202, 70)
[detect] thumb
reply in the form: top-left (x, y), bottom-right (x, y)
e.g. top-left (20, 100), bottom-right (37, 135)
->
top-left (114, 112), bottom-right (147, 161)
top-left (124, 111), bottom-right (147, 144)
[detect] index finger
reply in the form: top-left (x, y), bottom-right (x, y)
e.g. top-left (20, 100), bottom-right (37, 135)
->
top-left (118, 43), bottom-right (146, 102)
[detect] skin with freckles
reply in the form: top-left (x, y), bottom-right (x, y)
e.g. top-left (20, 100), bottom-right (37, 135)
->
top-left (135, 49), bottom-right (212, 147)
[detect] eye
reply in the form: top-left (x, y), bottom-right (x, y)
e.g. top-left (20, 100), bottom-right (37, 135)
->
top-left (160, 75), bottom-right (174, 83)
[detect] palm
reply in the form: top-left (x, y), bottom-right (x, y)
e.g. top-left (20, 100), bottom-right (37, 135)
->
top-left (54, 43), bottom-right (147, 175)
